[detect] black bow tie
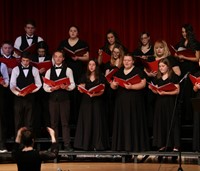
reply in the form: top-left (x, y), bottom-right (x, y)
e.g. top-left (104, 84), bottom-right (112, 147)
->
top-left (27, 36), bottom-right (33, 39)
top-left (55, 66), bottom-right (62, 69)
top-left (22, 67), bottom-right (29, 70)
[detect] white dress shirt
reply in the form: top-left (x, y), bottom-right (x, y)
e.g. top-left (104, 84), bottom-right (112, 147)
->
top-left (10, 65), bottom-right (42, 96)
top-left (43, 66), bottom-right (75, 92)
top-left (0, 62), bottom-right (9, 87)
top-left (14, 35), bottom-right (43, 50)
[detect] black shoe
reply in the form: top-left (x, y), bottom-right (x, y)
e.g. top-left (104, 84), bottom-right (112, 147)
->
top-left (64, 145), bottom-right (73, 151)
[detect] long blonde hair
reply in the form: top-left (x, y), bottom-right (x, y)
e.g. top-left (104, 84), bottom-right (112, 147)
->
top-left (110, 44), bottom-right (124, 68)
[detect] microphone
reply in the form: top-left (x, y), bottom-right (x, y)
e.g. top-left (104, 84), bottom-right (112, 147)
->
top-left (179, 72), bottom-right (190, 83)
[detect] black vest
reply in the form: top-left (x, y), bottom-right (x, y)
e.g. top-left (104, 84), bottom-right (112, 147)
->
top-left (17, 65), bottom-right (34, 89)
top-left (20, 35), bottom-right (38, 51)
top-left (49, 66), bottom-right (69, 101)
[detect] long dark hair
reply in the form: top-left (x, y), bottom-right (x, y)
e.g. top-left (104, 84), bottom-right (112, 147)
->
top-left (86, 59), bottom-right (100, 82)
top-left (180, 24), bottom-right (196, 51)
top-left (104, 29), bottom-right (122, 47)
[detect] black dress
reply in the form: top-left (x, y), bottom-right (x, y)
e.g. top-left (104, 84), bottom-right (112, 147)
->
top-left (112, 66), bottom-right (149, 152)
top-left (103, 62), bottom-right (118, 136)
top-left (192, 71), bottom-right (200, 151)
top-left (175, 41), bottom-right (200, 121)
top-left (132, 45), bottom-right (154, 70)
top-left (152, 73), bottom-right (180, 149)
top-left (74, 74), bottom-right (110, 150)
top-left (58, 39), bottom-right (89, 83)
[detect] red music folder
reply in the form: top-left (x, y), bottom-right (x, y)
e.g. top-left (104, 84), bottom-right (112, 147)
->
top-left (31, 60), bottom-right (52, 70)
top-left (138, 58), bottom-right (159, 72)
top-left (17, 83), bottom-right (37, 95)
top-left (43, 77), bottom-right (70, 87)
top-left (189, 74), bottom-right (200, 85)
top-left (105, 68), bottom-right (119, 82)
top-left (170, 45), bottom-right (195, 58)
top-left (113, 74), bottom-right (142, 88)
top-left (63, 47), bottom-right (88, 57)
top-left (148, 82), bottom-right (177, 91)
top-left (0, 77), bottom-right (4, 82)
top-left (78, 84), bottom-right (105, 94)
top-left (0, 57), bottom-right (20, 68)
top-left (101, 51), bottom-right (111, 64)
top-left (14, 43), bottom-right (37, 56)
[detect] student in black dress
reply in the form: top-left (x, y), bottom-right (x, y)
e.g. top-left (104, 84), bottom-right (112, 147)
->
top-left (14, 19), bottom-right (43, 57)
top-left (31, 41), bottom-right (52, 137)
top-left (98, 30), bottom-right (127, 71)
top-left (0, 62), bottom-right (9, 152)
top-left (43, 50), bottom-right (75, 151)
top-left (191, 71), bottom-right (200, 152)
top-left (174, 24), bottom-right (200, 122)
top-left (103, 44), bottom-right (124, 136)
top-left (74, 59), bottom-right (110, 150)
top-left (10, 52), bottom-right (42, 135)
top-left (12, 127), bottom-right (58, 171)
top-left (149, 58), bottom-right (180, 152)
top-left (110, 54), bottom-right (148, 152)
top-left (133, 32), bottom-right (154, 58)
top-left (58, 25), bottom-right (89, 125)
top-left (145, 40), bottom-right (181, 146)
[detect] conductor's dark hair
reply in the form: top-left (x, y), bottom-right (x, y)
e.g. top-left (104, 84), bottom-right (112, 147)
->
top-left (21, 130), bottom-right (34, 147)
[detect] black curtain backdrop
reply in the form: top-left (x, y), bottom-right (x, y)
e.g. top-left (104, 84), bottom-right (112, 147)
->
top-left (1, 0), bottom-right (200, 57)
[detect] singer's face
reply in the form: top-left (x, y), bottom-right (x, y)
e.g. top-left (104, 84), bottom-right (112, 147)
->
top-left (159, 62), bottom-right (168, 74)
top-left (140, 33), bottom-right (150, 46)
top-left (182, 27), bottom-right (187, 39)
top-left (155, 45), bottom-right (164, 57)
top-left (1, 43), bottom-right (13, 56)
top-left (69, 26), bottom-right (78, 39)
top-left (88, 60), bottom-right (96, 72)
top-left (21, 57), bottom-right (30, 67)
top-left (107, 33), bottom-right (115, 45)
top-left (112, 48), bottom-right (120, 59)
top-left (24, 24), bottom-right (35, 36)
top-left (123, 55), bottom-right (134, 69)
top-left (53, 52), bottom-right (64, 65)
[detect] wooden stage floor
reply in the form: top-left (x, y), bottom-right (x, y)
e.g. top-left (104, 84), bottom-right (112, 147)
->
top-left (0, 162), bottom-right (200, 171)
top-left (1, 156), bottom-right (200, 171)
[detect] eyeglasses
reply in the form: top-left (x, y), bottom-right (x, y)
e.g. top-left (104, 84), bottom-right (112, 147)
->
top-left (141, 37), bottom-right (148, 40)
top-left (113, 51), bottom-right (120, 54)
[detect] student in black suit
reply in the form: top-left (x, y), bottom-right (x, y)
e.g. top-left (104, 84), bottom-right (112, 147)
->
top-left (43, 50), bottom-right (75, 151)
top-left (14, 19), bottom-right (43, 57)
top-left (0, 41), bottom-right (17, 139)
top-left (10, 52), bottom-right (42, 134)
top-left (31, 41), bottom-right (52, 137)
top-left (0, 61), bottom-right (9, 152)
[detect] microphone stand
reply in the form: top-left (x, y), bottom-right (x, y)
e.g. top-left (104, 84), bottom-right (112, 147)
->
top-left (177, 72), bottom-right (189, 171)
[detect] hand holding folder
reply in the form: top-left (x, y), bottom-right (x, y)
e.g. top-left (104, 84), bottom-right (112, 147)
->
top-left (16, 83), bottom-right (37, 96)
top-left (43, 77), bottom-right (70, 87)
top-left (113, 74), bottom-right (142, 88)
top-left (78, 84), bottom-right (105, 95)
top-left (148, 82), bottom-right (177, 92)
